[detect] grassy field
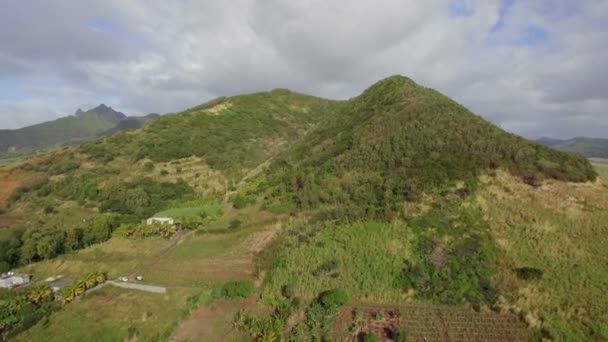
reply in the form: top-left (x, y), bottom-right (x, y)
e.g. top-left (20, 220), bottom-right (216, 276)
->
top-left (13, 205), bottom-right (280, 341)
top-left (19, 237), bottom-right (173, 281)
top-left (155, 201), bottom-right (225, 219)
top-left (262, 219), bottom-right (416, 304)
top-left (477, 170), bottom-right (608, 339)
top-left (591, 158), bottom-right (608, 181)
top-left (14, 286), bottom-right (195, 342)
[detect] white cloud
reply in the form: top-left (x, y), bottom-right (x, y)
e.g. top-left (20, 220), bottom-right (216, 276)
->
top-left (0, 0), bottom-right (606, 138)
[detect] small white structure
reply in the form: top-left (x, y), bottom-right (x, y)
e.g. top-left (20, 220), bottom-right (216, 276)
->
top-left (0, 272), bottom-right (31, 289)
top-left (146, 217), bottom-right (175, 225)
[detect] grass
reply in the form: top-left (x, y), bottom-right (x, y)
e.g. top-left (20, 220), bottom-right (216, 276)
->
top-left (155, 201), bottom-right (225, 219)
top-left (19, 237), bottom-right (173, 281)
top-left (591, 159), bottom-right (608, 182)
top-left (262, 219), bottom-right (416, 304)
top-left (477, 170), bottom-right (608, 339)
top-left (14, 285), bottom-right (196, 342)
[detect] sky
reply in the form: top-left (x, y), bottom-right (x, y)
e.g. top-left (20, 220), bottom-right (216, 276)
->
top-left (0, 0), bottom-right (606, 139)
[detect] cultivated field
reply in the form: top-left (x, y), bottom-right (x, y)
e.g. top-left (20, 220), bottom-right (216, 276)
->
top-left (333, 305), bottom-right (529, 341)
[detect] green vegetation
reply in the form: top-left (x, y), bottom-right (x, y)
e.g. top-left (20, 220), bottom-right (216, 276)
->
top-left (251, 76), bottom-right (595, 221)
top-left (233, 309), bottom-right (284, 342)
top-left (155, 201), bottom-right (224, 219)
top-left (287, 288), bottom-right (349, 340)
top-left (220, 280), bottom-right (253, 299)
top-left (58, 271), bottom-right (107, 303)
top-left (113, 223), bottom-right (176, 239)
top-left (0, 286), bottom-right (60, 340)
top-left (0, 214), bottom-right (119, 269)
top-left (0, 106), bottom-right (123, 156)
top-left (79, 90), bottom-right (339, 179)
top-left (478, 171), bottom-right (608, 340)
top-left (0, 75), bottom-right (605, 340)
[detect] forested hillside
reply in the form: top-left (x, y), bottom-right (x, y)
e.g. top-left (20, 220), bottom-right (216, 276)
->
top-left (249, 76), bottom-right (595, 220)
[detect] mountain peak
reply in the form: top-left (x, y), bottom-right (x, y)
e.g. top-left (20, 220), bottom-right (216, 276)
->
top-left (76, 104), bottom-right (127, 122)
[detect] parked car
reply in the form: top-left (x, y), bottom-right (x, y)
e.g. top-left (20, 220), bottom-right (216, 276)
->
top-left (136, 276), bottom-right (143, 281)
top-left (120, 277), bottom-right (129, 282)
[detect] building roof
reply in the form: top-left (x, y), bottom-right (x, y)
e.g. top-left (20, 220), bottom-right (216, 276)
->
top-left (148, 217), bottom-right (174, 221)
top-left (0, 272), bottom-right (30, 280)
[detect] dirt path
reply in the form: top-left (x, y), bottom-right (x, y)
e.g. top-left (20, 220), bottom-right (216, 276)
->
top-left (241, 222), bottom-right (282, 255)
top-left (125, 230), bottom-right (194, 278)
top-left (170, 222), bottom-right (282, 341)
top-left (171, 296), bottom-right (260, 342)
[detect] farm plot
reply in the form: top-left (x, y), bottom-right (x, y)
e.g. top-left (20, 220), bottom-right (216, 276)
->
top-left (333, 305), bottom-right (529, 342)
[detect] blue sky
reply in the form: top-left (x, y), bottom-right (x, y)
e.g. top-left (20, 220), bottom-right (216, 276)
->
top-left (0, 0), bottom-right (606, 139)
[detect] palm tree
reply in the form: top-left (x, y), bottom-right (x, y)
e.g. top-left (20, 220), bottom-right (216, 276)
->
top-left (94, 271), bottom-right (107, 284)
top-left (59, 286), bottom-right (76, 303)
top-left (84, 273), bottom-right (97, 289)
top-left (27, 284), bottom-right (53, 305)
top-left (73, 280), bottom-right (86, 297)
top-left (7, 295), bottom-right (27, 314)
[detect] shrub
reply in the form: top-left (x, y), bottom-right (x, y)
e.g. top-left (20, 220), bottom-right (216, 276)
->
top-left (160, 170), bottom-right (169, 176)
top-left (515, 267), bottom-right (543, 281)
top-left (221, 280), bottom-right (253, 299)
top-left (233, 195), bottom-right (254, 209)
top-left (143, 162), bottom-right (154, 172)
top-left (281, 284), bottom-right (295, 299)
top-left (312, 260), bottom-right (338, 277)
top-left (363, 332), bottom-right (380, 342)
top-left (392, 327), bottom-right (407, 342)
top-left (318, 288), bottom-right (348, 312)
top-left (229, 219), bottom-right (242, 230)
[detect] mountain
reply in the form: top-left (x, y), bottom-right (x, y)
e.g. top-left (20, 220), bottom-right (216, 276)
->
top-left (0, 105), bottom-right (156, 156)
top-left (537, 136), bottom-right (608, 158)
top-left (0, 76), bottom-right (605, 341)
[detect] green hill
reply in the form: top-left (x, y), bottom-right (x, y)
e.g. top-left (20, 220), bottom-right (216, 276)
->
top-left (251, 76), bottom-right (595, 219)
top-left (0, 76), bottom-right (605, 341)
top-left (0, 105), bottom-right (155, 157)
top-left (79, 91), bottom-right (340, 179)
top-left (537, 136), bottom-right (608, 158)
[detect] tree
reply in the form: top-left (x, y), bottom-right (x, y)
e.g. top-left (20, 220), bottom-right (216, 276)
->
top-left (84, 273), bottom-right (98, 289)
top-left (27, 284), bottom-right (53, 305)
top-left (94, 271), bottom-right (107, 284)
top-left (73, 280), bottom-right (86, 297)
top-left (59, 286), bottom-right (76, 303)
top-left (7, 295), bottom-right (27, 314)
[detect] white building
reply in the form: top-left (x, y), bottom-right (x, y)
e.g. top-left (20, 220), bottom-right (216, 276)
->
top-left (146, 217), bottom-right (175, 225)
top-left (0, 272), bottom-right (31, 289)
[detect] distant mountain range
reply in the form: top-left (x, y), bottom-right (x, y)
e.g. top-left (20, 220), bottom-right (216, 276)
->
top-left (0, 104), bottom-right (158, 156)
top-left (537, 137), bottom-right (608, 158)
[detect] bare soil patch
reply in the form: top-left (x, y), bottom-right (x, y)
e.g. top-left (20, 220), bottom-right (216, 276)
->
top-left (242, 222), bottom-right (282, 255)
top-left (171, 296), bottom-right (259, 342)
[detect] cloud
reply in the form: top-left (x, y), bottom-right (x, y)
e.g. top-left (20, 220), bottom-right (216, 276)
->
top-left (0, 0), bottom-right (606, 139)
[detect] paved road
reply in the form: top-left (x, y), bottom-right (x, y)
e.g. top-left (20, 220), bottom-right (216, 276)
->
top-left (107, 280), bottom-right (166, 294)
